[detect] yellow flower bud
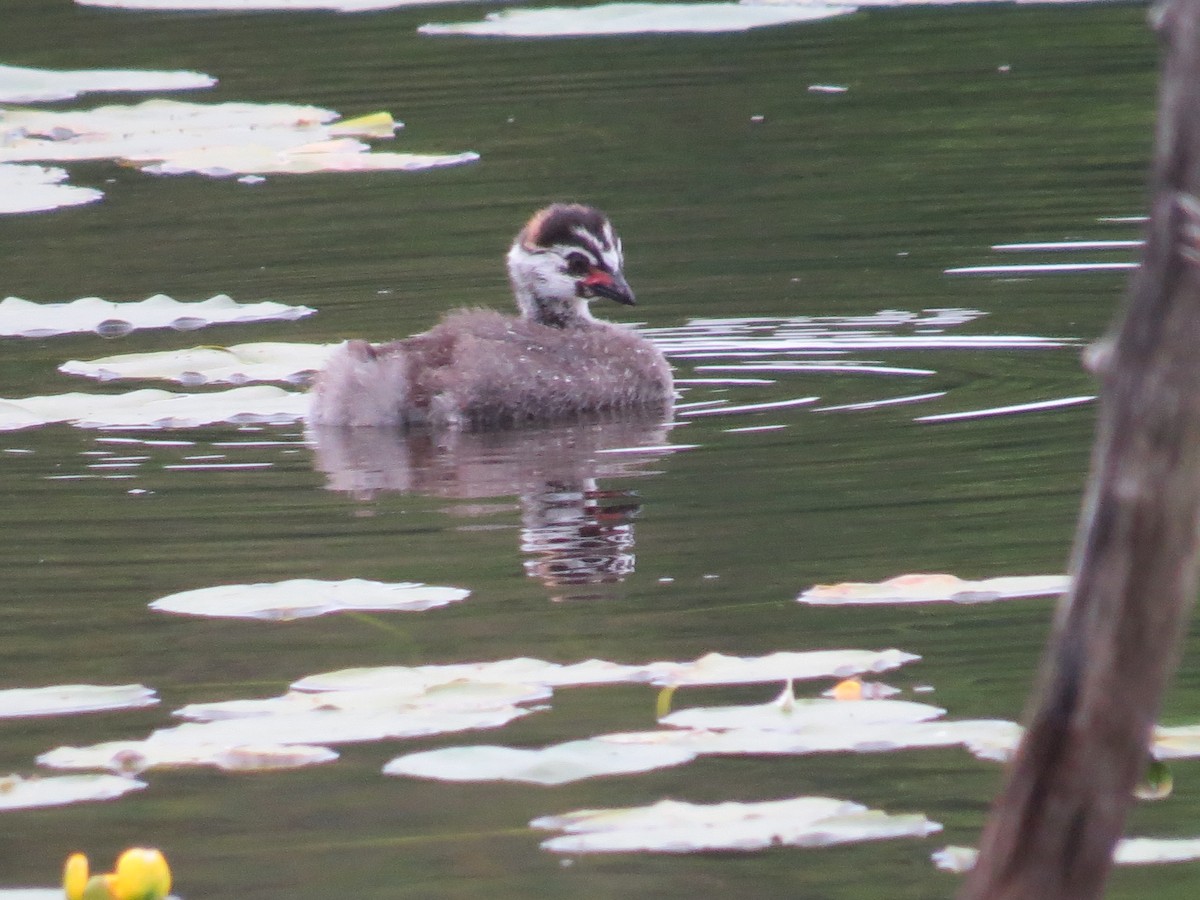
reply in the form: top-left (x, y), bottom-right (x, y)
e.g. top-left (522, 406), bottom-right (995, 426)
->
top-left (110, 848), bottom-right (171, 900)
top-left (62, 853), bottom-right (89, 900)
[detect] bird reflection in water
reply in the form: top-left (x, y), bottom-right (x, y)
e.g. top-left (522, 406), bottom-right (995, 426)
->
top-left (307, 416), bottom-right (678, 600)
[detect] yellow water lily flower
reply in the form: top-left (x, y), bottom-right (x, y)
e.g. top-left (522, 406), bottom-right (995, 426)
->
top-left (111, 848), bottom-right (171, 900)
top-left (62, 849), bottom-right (171, 900)
top-left (63, 852), bottom-right (88, 900)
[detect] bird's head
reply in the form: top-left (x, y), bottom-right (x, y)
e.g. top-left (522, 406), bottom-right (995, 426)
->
top-left (507, 203), bottom-right (635, 328)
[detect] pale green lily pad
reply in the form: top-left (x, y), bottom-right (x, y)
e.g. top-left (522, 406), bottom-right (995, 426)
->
top-left (150, 578), bottom-right (469, 620)
top-left (798, 573), bottom-right (1069, 605)
top-left (659, 689), bottom-right (945, 732)
top-left (934, 837), bottom-right (1200, 873)
top-left (0, 684), bottom-right (157, 718)
top-left (600, 718), bottom-right (1022, 757)
top-left (0, 164), bottom-right (102, 215)
top-left (0, 63), bottom-right (215, 104)
top-left (41, 705), bottom-right (536, 772)
top-left (419, 2), bottom-right (856, 37)
top-left (0, 294), bottom-right (313, 338)
top-left (645, 648), bottom-right (920, 686)
top-left (78, 0), bottom-right (484, 9)
top-left (0, 99), bottom-right (477, 178)
top-left (61, 342), bottom-right (335, 385)
top-left (383, 739), bottom-right (696, 785)
top-left (37, 739), bottom-right (337, 773)
top-left (1152, 725), bottom-right (1200, 759)
top-left (953, 722), bottom-right (1200, 765)
top-left (0, 773), bottom-right (145, 810)
top-left (175, 680), bottom-right (550, 720)
top-left (293, 648), bottom-right (920, 693)
top-left (534, 796), bottom-right (942, 853)
top-left (0, 385), bottom-right (306, 432)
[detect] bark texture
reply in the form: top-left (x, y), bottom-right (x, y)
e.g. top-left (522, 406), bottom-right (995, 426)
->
top-left (962, 3), bottom-right (1200, 897)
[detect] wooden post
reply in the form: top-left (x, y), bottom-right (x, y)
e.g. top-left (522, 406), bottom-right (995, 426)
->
top-left (962, 2), bottom-right (1200, 897)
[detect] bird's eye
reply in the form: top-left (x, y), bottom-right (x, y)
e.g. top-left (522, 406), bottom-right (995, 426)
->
top-left (565, 252), bottom-right (591, 277)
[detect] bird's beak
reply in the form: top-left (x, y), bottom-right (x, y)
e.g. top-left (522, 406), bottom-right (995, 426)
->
top-left (581, 267), bottom-right (636, 306)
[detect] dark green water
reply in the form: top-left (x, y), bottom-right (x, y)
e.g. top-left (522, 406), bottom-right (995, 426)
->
top-left (3, 1), bottom-right (1195, 897)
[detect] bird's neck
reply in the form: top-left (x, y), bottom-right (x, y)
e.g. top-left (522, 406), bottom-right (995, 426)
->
top-left (509, 268), bottom-right (596, 329)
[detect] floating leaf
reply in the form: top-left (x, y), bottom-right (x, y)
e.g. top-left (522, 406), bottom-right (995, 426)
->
top-left (798, 573), bottom-right (1069, 606)
top-left (149, 578), bottom-right (469, 620)
top-left (0, 164), bottom-right (103, 215)
top-left (0, 63), bottom-right (215, 104)
top-left (645, 648), bottom-right (921, 686)
top-left (77, 0), bottom-right (479, 9)
top-left (419, 2), bottom-right (856, 37)
top-left (659, 683), bottom-right (943, 732)
top-left (934, 837), bottom-right (1200, 872)
top-left (0, 774), bottom-right (145, 810)
top-left (0, 685), bottom-right (157, 718)
top-left (384, 739), bottom-right (696, 785)
top-left (0, 99), bottom-right (476, 179)
top-left (175, 680), bottom-right (549, 721)
top-left (37, 739), bottom-right (336, 774)
top-left (534, 796), bottom-right (941, 853)
top-left (0, 294), bottom-right (313, 338)
top-left (0, 385), bottom-right (306, 432)
top-left (61, 342), bottom-right (335, 385)
top-left (293, 648), bottom-right (920, 693)
top-left (601, 718), bottom-right (1023, 758)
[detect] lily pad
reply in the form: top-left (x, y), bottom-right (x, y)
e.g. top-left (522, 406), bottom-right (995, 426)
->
top-left (0, 164), bottom-right (102, 215)
top-left (0, 684), bottom-right (157, 718)
top-left (149, 578), bottom-right (470, 620)
top-left (798, 573), bottom-right (1069, 606)
top-left (0, 294), bottom-right (313, 338)
top-left (534, 796), bottom-right (942, 853)
top-left (61, 342), bottom-right (335, 385)
top-left (0, 385), bottom-right (307, 431)
top-left (175, 680), bottom-right (549, 720)
top-left (645, 648), bottom-right (920, 686)
top-left (384, 739), bottom-right (696, 785)
top-left (0, 99), bottom-right (477, 178)
top-left (600, 718), bottom-right (1023, 758)
top-left (419, 2), bottom-right (856, 37)
top-left (0, 773), bottom-right (145, 810)
top-left (0, 63), bottom-right (215, 104)
top-left (660, 691), bottom-right (945, 733)
top-left (37, 739), bottom-right (337, 774)
top-left (78, 0), bottom-right (481, 8)
top-left (934, 837), bottom-right (1200, 873)
top-left (292, 648), bottom-right (920, 693)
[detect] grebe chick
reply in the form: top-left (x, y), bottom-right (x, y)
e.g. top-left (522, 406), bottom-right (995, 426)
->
top-left (307, 204), bottom-right (673, 429)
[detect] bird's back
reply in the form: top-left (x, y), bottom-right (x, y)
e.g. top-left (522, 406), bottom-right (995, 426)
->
top-left (308, 309), bottom-right (673, 429)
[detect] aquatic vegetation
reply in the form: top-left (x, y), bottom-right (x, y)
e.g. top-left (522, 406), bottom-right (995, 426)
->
top-left (0, 164), bottom-right (102, 215)
top-left (0, 294), bottom-right (313, 338)
top-left (0, 774), bottom-right (145, 810)
top-left (384, 739), bottom-right (697, 785)
top-left (933, 837), bottom-right (1200, 872)
top-left (533, 796), bottom-right (941, 854)
top-left (0, 386), bottom-right (306, 431)
top-left (61, 343), bottom-right (335, 385)
top-left (0, 100), bottom-right (476, 178)
top-left (0, 63), bottom-right (214, 104)
top-left (62, 848), bottom-right (170, 900)
top-left (418, 2), bottom-right (855, 37)
top-left (294, 648), bottom-right (921, 693)
top-left (0, 685), bottom-right (157, 718)
top-left (798, 572), bottom-right (1069, 605)
top-left (149, 578), bottom-right (470, 620)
